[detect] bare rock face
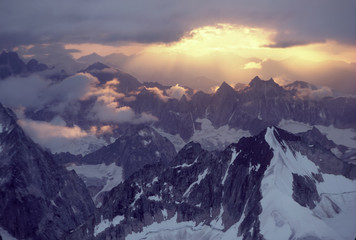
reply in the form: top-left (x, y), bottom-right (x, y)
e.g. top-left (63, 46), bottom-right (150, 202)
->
top-left (81, 125), bottom-right (177, 179)
top-left (0, 51), bottom-right (48, 79)
top-left (0, 103), bottom-right (95, 240)
top-left (0, 51), bottom-right (26, 78)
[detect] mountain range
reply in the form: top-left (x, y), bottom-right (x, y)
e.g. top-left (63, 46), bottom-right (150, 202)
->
top-left (0, 51), bottom-right (355, 239)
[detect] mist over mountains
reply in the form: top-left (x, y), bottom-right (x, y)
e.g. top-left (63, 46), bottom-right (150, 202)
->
top-left (0, 51), bottom-right (355, 239)
top-left (13, 45), bottom-right (356, 95)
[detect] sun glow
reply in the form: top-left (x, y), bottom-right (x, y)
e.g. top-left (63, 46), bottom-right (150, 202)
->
top-left (66, 24), bottom-right (355, 64)
top-left (62, 23), bottom-right (355, 92)
top-left (144, 24), bottom-right (356, 64)
top-left (147, 24), bottom-right (276, 57)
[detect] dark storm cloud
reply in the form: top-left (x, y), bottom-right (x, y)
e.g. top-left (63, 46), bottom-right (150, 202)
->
top-left (0, 0), bottom-right (355, 49)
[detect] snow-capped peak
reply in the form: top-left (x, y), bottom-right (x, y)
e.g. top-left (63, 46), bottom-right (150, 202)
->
top-left (260, 126), bottom-right (356, 240)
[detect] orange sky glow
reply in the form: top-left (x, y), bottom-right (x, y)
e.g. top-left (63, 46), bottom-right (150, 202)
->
top-left (66, 24), bottom-right (356, 63)
top-left (63, 24), bottom-right (355, 93)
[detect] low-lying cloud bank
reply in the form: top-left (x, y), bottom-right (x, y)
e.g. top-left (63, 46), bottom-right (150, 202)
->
top-left (0, 72), bottom-right (158, 154)
top-left (0, 72), bottom-right (157, 123)
top-left (17, 117), bottom-right (105, 155)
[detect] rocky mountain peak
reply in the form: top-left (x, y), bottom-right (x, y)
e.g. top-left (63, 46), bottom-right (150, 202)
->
top-left (0, 102), bottom-right (95, 240)
top-left (248, 76), bottom-right (279, 88)
top-left (0, 51), bottom-right (50, 79)
top-left (266, 126), bottom-right (301, 143)
top-left (26, 58), bottom-right (49, 72)
top-left (244, 76), bottom-right (287, 99)
top-left (77, 52), bottom-right (103, 63)
top-left (81, 125), bottom-right (176, 179)
top-left (215, 81), bottom-right (235, 95)
top-left (84, 62), bottom-right (110, 72)
top-left (0, 51), bottom-right (26, 78)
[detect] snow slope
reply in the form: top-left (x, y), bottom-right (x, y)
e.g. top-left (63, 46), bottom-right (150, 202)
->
top-left (50, 135), bottom-right (107, 155)
top-left (0, 227), bottom-right (18, 240)
top-left (125, 213), bottom-right (243, 240)
top-left (67, 163), bottom-right (123, 206)
top-left (191, 118), bottom-right (251, 151)
top-left (260, 127), bottom-right (356, 240)
top-left (156, 118), bottom-right (250, 151)
top-left (277, 119), bottom-right (313, 134)
top-left (278, 119), bottom-right (356, 148)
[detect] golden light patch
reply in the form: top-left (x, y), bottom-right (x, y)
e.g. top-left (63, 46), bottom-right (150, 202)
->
top-left (65, 24), bottom-right (355, 64)
top-left (243, 61), bottom-right (262, 69)
top-left (147, 24), bottom-right (276, 57)
top-left (145, 24), bottom-right (356, 63)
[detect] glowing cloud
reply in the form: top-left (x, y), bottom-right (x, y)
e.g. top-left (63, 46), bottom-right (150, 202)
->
top-left (166, 84), bottom-right (187, 100)
top-left (144, 85), bottom-right (188, 101)
top-left (293, 86), bottom-right (333, 100)
top-left (18, 118), bottom-right (108, 155)
top-left (18, 119), bottom-right (87, 139)
top-left (145, 87), bottom-right (169, 102)
top-left (90, 125), bottom-right (113, 135)
top-left (209, 86), bottom-right (220, 93)
top-left (147, 24), bottom-right (275, 57)
top-left (243, 61), bottom-right (262, 70)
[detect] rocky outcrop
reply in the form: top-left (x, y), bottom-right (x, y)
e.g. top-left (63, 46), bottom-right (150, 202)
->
top-left (0, 51), bottom-right (48, 79)
top-left (0, 103), bottom-right (95, 240)
top-left (81, 125), bottom-right (177, 179)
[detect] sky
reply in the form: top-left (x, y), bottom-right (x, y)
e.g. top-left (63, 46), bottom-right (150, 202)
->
top-left (1, 0), bottom-right (356, 92)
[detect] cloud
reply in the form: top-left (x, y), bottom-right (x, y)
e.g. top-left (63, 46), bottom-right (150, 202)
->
top-left (0, 75), bottom-right (49, 109)
top-left (18, 117), bottom-right (108, 154)
top-left (243, 61), bottom-right (262, 70)
top-left (18, 119), bottom-right (88, 139)
top-left (0, 72), bottom-right (104, 112)
top-left (209, 86), bottom-right (220, 93)
top-left (166, 84), bottom-right (187, 100)
top-left (123, 95), bottom-right (136, 102)
top-left (89, 96), bottom-right (157, 124)
top-left (0, 0), bottom-right (354, 49)
top-left (288, 85), bottom-right (334, 100)
top-left (16, 43), bottom-right (85, 73)
top-left (0, 72), bottom-right (157, 125)
top-left (90, 103), bottom-right (134, 123)
top-left (81, 77), bottom-right (124, 102)
top-left (90, 125), bottom-right (113, 135)
top-left (132, 112), bottom-right (159, 124)
top-left (259, 58), bottom-right (356, 95)
top-left (46, 73), bottom-right (99, 102)
top-left (144, 85), bottom-right (188, 101)
top-left (145, 87), bottom-right (169, 102)
top-left (300, 86), bottom-right (333, 100)
top-left (272, 76), bottom-right (293, 86)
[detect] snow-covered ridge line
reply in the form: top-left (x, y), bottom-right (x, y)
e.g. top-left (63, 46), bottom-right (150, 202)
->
top-left (278, 119), bottom-right (356, 149)
top-left (260, 126), bottom-right (356, 240)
